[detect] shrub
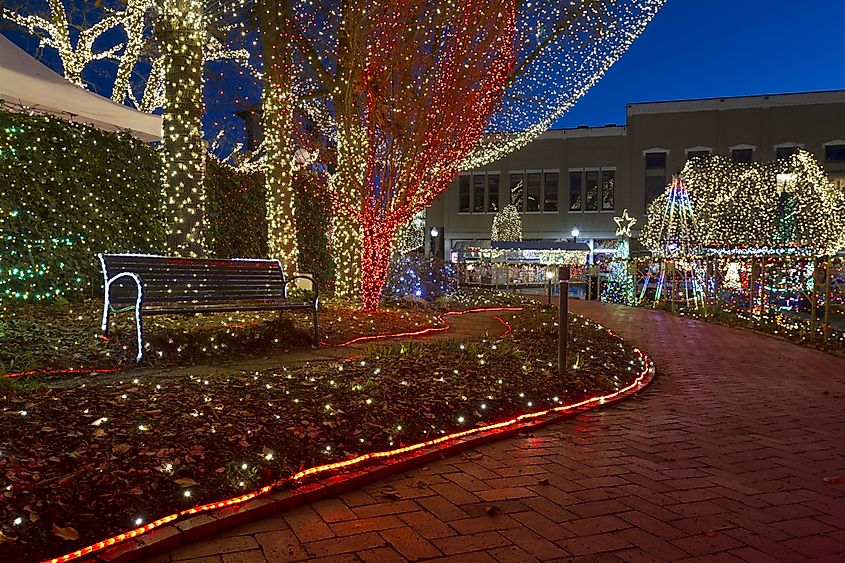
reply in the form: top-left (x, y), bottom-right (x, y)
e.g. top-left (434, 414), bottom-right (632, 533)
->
top-left (204, 157), bottom-right (268, 258)
top-left (0, 111), bottom-right (165, 304)
top-left (382, 253), bottom-right (456, 302)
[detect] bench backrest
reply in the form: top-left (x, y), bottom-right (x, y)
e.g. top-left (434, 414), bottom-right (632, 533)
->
top-left (99, 254), bottom-right (287, 308)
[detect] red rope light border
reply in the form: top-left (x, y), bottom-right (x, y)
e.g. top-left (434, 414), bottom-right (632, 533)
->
top-left (4, 368), bottom-right (121, 379)
top-left (45, 309), bottom-right (652, 563)
top-left (322, 306), bottom-right (524, 347)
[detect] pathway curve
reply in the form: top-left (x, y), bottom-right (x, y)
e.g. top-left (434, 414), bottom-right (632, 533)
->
top-left (145, 301), bottom-right (845, 562)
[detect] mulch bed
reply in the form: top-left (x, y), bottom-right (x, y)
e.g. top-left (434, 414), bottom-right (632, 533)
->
top-left (0, 300), bottom-right (445, 376)
top-left (0, 304), bottom-right (646, 561)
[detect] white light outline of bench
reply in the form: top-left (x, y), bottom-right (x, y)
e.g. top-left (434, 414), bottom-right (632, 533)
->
top-left (99, 253), bottom-right (144, 363)
top-left (98, 253), bottom-right (318, 363)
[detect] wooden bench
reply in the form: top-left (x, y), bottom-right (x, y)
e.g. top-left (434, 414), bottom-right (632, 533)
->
top-left (98, 253), bottom-right (318, 362)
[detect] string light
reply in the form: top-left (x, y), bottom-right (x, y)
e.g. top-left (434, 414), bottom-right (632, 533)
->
top-left (491, 202), bottom-right (523, 242)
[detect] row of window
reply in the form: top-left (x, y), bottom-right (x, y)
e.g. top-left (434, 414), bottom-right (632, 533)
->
top-left (458, 169), bottom-right (617, 214)
top-left (645, 142), bottom-right (845, 168)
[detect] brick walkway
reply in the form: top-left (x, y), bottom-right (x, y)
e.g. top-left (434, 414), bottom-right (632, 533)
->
top-left (146, 301), bottom-right (845, 562)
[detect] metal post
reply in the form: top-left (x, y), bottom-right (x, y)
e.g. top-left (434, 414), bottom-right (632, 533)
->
top-left (547, 274), bottom-right (552, 305)
top-left (558, 265), bottom-right (570, 375)
top-left (823, 257), bottom-right (832, 343)
top-left (749, 257), bottom-right (757, 321)
top-left (810, 258), bottom-right (818, 336)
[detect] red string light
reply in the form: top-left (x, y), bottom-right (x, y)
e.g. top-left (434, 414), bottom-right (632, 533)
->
top-left (4, 368), bottom-right (121, 379)
top-left (321, 307), bottom-right (524, 347)
top-left (45, 310), bottom-right (653, 563)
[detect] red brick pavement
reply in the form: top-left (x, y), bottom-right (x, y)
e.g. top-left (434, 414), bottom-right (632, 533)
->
top-left (144, 301), bottom-right (845, 562)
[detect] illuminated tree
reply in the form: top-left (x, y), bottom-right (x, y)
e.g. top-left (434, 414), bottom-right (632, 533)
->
top-left (640, 177), bottom-right (700, 258)
top-left (491, 203), bottom-right (523, 242)
top-left (352, 0), bottom-right (518, 310)
top-left (258, 0), bottom-right (299, 273)
top-left (285, 0), bottom-right (666, 303)
top-left (677, 151), bottom-right (845, 255)
top-left (392, 211), bottom-right (425, 255)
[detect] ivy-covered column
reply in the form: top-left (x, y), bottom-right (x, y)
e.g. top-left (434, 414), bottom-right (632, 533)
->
top-left (158, 0), bottom-right (206, 256)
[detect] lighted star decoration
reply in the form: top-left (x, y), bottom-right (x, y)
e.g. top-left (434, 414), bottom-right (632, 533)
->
top-left (614, 209), bottom-right (637, 237)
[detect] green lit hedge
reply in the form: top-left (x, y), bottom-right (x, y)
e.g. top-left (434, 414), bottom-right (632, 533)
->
top-left (204, 158), bottom-right (268, 259)
top-left (0, 110), bottom-right (165, 304)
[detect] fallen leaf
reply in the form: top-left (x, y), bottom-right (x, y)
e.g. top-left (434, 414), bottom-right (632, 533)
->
top-left (58, 473), bottom-right (79, 488)
top-left (381, 490), bottom-right (401, 500)
top-left (174, 477), bottom-right (198, 487)
top-left (703, 530), bottom-right (719, 537)
top-left (112, 444), bottom-right (131, 455)
top-left (536, 478), bottom-right (550, 486)
top-left (822, 475), bottom-right (842, 484)
top-left (0, 530), bottom-right (15, 543)
top-left (52, 523), bottom-right (80, 541)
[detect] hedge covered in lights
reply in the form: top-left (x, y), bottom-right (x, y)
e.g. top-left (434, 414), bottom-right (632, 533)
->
top-left (204, 158), bottom-right (268, 259)
top-left (0, 110), bottom-right (165, 304)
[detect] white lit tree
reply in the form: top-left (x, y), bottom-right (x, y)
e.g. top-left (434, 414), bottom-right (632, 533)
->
top-left (491, 203), bottom-right (522, 242)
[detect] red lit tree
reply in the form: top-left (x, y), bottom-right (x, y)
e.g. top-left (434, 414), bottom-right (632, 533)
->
top-left (333, 0), bottom-right (518, 309)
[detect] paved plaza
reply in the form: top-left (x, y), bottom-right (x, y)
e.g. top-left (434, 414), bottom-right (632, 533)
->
top-left (147, 301), bottom-right (845, 562)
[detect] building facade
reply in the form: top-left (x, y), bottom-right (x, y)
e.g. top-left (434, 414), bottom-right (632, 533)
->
top-left (426, 89), bottom-right (845, 259)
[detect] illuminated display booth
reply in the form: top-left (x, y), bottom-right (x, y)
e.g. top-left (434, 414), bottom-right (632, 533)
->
top-left (454, 240), bottom-right (590, 290)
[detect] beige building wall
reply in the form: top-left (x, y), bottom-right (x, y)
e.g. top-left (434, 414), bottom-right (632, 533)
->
top-left (427, 90), bottom-right (845, 256)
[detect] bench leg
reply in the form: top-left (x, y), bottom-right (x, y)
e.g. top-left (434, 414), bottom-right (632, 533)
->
top-left (101, 296), bottom-right (111, 336)
top-left (134, 308), bottom-right (144, 363)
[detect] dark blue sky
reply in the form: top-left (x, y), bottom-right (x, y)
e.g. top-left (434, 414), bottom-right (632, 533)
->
top-left (556, 0), bottom-right (845, 129)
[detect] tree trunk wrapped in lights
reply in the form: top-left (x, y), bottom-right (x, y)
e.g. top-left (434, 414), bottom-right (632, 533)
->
top-left (260, 0), bottom-right (299, 274)
top-left (343, 0), bottom-right (518, 310)
top-left (158, 0), bottom-right (206, 256)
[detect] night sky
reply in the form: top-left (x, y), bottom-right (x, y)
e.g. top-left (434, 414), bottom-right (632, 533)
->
top-left (556, 0), bottom-right (845, 129)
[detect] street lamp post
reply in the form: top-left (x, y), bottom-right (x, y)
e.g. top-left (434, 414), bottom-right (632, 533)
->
top-left (571, 225), bottom-right (580, 244)
top-left (546, 267), bottom-right (555, 305)
top-left (558, 265), bottom-right (570, 375)
top-left (429, 226), bottom-right (439, 257)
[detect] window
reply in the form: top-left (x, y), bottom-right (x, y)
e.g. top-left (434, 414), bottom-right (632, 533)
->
top-left (569, 171), bottom-right (582, 211)
top-left (543, 172), bottom-right (558, 212)
top-left (509, 172), bottom-right (523, 211)
top-left (585, 170), bottom-right (599, 211)
top-left (644, 150), bottom-right (668, 210)
top-left (645, 152), bottom-right (667, 170)
top-left (645, 176), bottom-right (666, 206)
top-left (825, 144), bottom-right (845, 163)
top-left (731, 148), bottom-right (753, 164)
top-left (473, 175), bottom-right (485, 212)
top-left (776, 145), bottom-right (799, 160)
top-left (526, 172), bottom-right (541, 212)
top-left (458, 175), bottom-right (470, 213)
top-left (487, 174), bottom-right (500, 212)
top-left (601, 170), bottom-right (615, 211)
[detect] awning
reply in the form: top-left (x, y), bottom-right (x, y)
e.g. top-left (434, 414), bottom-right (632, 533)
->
top-left (491, 240), bottom-right (591, 251)
top-left (0, 34), bottom-right (161, 142)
